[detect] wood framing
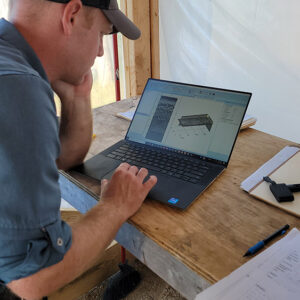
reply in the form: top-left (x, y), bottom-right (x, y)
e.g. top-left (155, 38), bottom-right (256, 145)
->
top-left (120, 0), bottom-right (160, 97)
top-left (150, 0), bottom-right (160, 79)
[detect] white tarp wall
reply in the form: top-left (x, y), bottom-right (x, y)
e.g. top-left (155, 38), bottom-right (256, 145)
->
top-left (160, 0), bottom-right (300, 143)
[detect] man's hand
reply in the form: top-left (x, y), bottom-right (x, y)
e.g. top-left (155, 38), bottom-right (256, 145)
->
top-left (52, 71), bottom-right (93, 104)
top-left (100, 163), bottom-right (157, 222)
top-left (53, 71), bottom-right (93, 170)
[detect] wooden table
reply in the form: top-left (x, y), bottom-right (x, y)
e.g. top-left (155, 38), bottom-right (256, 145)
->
top-left (59, 98), bottom-right (300, 300)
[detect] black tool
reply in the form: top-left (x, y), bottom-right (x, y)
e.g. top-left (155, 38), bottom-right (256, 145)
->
top-left (263, 176), bottom-right (300, 202)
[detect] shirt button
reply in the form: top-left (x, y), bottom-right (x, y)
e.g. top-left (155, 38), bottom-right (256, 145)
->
top-left (57, 237), bottom-right (64, 247)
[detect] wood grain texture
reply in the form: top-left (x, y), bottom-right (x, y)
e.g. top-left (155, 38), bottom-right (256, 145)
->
top-left (120, 0), bottom-right (159, 96)
top-left (119, 0), bottom-right (131, 97)
top-left (123, 0), bottom-right (151, 96)
top-left (116, 222), bottom-right (211, 299)
top-left (60, 99), bottom-right (300, 298)
top-left (150, 0), bottom-right (160, 79)
top-left (60, 209), bottom-right (82, 224)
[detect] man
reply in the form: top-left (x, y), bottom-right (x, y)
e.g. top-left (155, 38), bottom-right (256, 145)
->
top-left (0, 0), bottom-right (157, 299)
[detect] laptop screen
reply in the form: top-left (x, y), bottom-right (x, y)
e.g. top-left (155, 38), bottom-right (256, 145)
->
top-left (126, 79), bottom-right (251, 165)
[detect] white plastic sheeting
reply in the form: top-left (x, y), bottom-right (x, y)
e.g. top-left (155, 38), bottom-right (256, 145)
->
top-left (160, 0), bottom-right (300, 142)
top-left (0, 0), bottom-right (9, 18)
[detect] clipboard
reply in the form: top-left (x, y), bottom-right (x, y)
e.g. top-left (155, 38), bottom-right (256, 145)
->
top-left (241, 146), bottom-right (300, 218)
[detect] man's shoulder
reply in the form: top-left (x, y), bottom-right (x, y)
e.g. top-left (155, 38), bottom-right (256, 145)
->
top-left (0, 39), bottom-right (40, 78)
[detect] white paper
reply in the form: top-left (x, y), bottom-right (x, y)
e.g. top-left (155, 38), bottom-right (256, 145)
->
top-left (116, 108), bottom-right (136, 121)
top-left (60, 198), bottom-right (76, 210)
top-left (240, 146), bottom-right (300, 192)
top-left (195, 228), bottom-right (300, 300)
top-left (243, 114), bottom-right (255, 122)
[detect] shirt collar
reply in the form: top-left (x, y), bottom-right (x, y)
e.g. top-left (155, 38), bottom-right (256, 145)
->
top-left (0, 18), bottom-right (49, 82)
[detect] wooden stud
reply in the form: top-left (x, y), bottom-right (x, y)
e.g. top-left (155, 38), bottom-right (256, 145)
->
top-left (119, 0), bottom-right (131, 98)
top-left (120, 0), bottom-right (152, 97)
top-left (150, 0), bottom-right (160, 79)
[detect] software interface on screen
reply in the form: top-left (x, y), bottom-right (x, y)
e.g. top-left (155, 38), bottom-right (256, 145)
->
top-left (126, 80), bottom-right (250, 163)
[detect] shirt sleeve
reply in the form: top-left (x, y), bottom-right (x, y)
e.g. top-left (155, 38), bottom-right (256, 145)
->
top-left (0, 74), bottom-right (72, 284)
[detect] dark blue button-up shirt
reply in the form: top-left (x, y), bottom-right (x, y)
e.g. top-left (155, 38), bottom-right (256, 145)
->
top-left (0, 18), bottom-right (72, 284)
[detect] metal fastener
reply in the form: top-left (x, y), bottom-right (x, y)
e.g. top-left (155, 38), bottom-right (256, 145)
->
top-left (57, 237), bottom-right (64, 247)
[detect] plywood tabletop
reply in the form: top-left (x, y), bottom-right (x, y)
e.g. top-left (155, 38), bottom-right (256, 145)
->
top-left (66, 98), bottom-right (300, 287)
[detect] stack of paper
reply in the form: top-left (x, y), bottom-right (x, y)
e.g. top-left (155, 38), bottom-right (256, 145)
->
top-left (195, 228), bottom-right (300, 300)
top-left (240, 114), bottom-right (257, 130)
top-left (115, 108), bottom-right (136, 121)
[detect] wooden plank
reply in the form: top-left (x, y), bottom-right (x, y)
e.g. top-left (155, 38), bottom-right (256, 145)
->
top-left (150, 0), bottom-right (160, 79)
top-left (120, 1), bottom-right (160, 96)
top-left (116, 222), bottom-right (210, 299)
top-left (58, 170), bottom-right (98, 213)
top-left (119, 0), bottom-right (131, 98)
top-left (60, 209), bottom-right (82, 225)
top-left (120, 0), bottom-right (151, 97)
top-left (128, 0), bottom-right (151, 95)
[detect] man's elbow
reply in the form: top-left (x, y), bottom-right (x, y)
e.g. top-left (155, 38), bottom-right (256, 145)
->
top-left (56, 155), bottom-right (85, 171)
top-left (7, 279), bottom-right (46, 300)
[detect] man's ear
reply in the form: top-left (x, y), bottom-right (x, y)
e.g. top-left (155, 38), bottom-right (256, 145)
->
top-left (61, 0), bottom-right (83, 35)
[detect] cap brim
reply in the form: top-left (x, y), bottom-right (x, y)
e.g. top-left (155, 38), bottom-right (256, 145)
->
top-left (102, 9), bottom-right (141, 40)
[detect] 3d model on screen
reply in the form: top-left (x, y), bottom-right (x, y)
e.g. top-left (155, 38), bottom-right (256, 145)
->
top-left (178, 114), bottom-right (213, 131)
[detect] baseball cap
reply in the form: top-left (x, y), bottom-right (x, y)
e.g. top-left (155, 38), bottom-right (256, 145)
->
top-left (47, 0), bottom-right (141, 40)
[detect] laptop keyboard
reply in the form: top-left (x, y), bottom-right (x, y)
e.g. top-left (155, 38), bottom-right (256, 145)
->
top-left (106, 143), bottom-right (210, 184)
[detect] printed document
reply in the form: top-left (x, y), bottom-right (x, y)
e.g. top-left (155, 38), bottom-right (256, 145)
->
top-left (195, 228), bottom-right (300, 300)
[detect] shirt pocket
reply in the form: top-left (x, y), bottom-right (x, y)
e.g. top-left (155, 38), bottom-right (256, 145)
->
top-left (18, 220), bottom-right (71, 277)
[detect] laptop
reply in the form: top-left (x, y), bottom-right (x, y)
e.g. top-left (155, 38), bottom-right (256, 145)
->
top-left (75, 79), bottom-right (251, 210)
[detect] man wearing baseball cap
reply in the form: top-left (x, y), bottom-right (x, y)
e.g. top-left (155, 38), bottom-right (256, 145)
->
top-left (0, 0), bottom-right (156, 299)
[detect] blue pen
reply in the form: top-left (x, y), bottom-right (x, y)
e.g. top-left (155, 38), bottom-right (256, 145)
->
top-left (243, 224), bottom-right (290, 257)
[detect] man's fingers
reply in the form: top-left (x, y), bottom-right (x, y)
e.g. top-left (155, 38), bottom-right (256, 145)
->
top-left (101, 178), bottom-right (109, 185)
top-left (117, 162), bottom-right (130, 170)
top-left (128, 165), bottom-right (139, 175)
top-left (100, 178), bottom-right (109, 196)
top-left (137, 167), bottom-right (148, 180)
top-left (143, 175), bottom-right (157, 191)
top-left (101, 178), bottom-right (109, 189)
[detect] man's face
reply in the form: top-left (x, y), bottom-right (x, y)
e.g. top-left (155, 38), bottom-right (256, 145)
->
top-left (62, 7), bottom-right (113, 85)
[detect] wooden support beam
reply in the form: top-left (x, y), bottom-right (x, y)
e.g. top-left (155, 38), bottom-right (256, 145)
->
top-left (120, 0), bottom-right (159, 97)
top-left (128, 0), bottom-right (151, 96)
top-left (150, 0), bottom-right (160, 79)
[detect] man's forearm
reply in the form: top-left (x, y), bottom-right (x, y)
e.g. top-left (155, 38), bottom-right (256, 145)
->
top-left (52, 71), bottom-right (94, 171)
top-left (7, 201), bottom-right (124, 300)
top-left (7, 163), bottom-right (157, 300)
top-left (57, 95), bottom-right (93, 170)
